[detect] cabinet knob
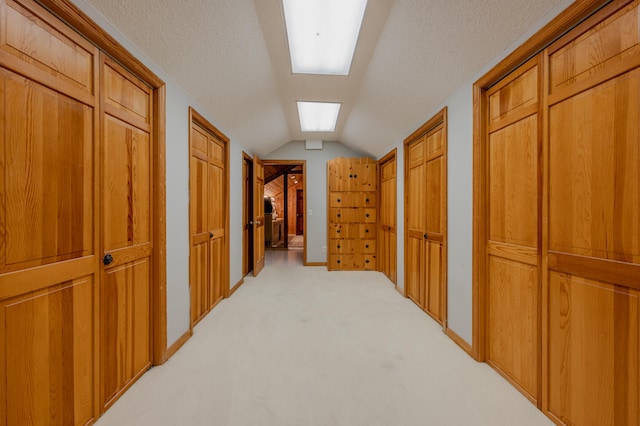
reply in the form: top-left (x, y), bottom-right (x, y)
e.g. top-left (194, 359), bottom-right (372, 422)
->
top-left (365, 259), bottom-right (370, 264)
top-left (349, 174), bottom-right (353, 178)
top-left (337, 198), bottom-right (341, 203)
top-left (337, 245), bottom-right (341, 249)
top-left (365, 229), bottom-right (369, 233)
top-left (354, 174), bottom-right (358, 178)
top-left (365, 244), bottom-right (369, 249)
top-left (424, 233), bottom-right (428, 239)
top-left (337, 260), bottom-right (341, 264)
top-left (337, 213), bottom-right (341, 218)
top-left (365, 198), bottom-right (369, 203)
top-left (365, 213), bottom-right (370, 218)
top-left (103, 254), bottom-right (113, 266)
top-left (210, 232), bottom-right (214, 238)
top-left (337, 229), bottom-right (341, 234)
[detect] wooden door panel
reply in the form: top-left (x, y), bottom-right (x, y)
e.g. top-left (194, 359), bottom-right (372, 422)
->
top-left (103, 115), bottom-right (151, 251)
top-left (0, 276), bottom-right (95, 426)
top-left (426, 241), bottom-right (442, 320)
top-left (488, 64), bottom-right (538, 128)
top-left (209, 237), bottom-right (224, 306)
top-left (488, 256), bottom-right (537, 400)
top-left (1, 71), bottom-right (94, 271)
top-left (253, 156), bottom-right (265, 276)
top-left (2, 0), bottom-right (95, 96)
top-left (425, 157), bottom-right (443, 235)
top-left (103, 63), bottom-right (150, 128)
top-left (406, 237), bottom-right (422, 306)
top-left (489, 115), bottom-right (538, 248)
top-left (548, 3), bottom-right (640, 95)
top-left (190, 239), bottom-right (208, 325)
top-left (407, 163), bottom-right (426, 232)
top-left (549, 70), bottom-right (640, 262)
top-left (547, 272), bottom-right (639, 425)
top-left (102, 259), bottom-right (150, 405)
top-left (209, 162), bottom-right (225, 233)
top-left (190, 156), bottom-right (209, 235)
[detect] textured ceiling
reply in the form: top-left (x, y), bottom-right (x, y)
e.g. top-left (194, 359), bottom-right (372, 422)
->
top-left (82, 0), bottom-right (565, 157)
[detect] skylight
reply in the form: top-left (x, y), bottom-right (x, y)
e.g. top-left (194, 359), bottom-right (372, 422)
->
top-left (283, 0), bottom-right (368, 75)
top-left (297, 101), bottom-right (341, 132)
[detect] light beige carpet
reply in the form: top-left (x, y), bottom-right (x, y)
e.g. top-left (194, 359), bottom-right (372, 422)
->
top-left (95, 251), bottom-right (551, 426)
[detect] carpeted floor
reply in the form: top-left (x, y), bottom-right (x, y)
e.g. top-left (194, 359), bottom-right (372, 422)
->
top-left (95, 250), bottom-right (551, 426)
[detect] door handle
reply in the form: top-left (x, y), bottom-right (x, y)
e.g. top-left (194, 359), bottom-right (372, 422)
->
top-left (103, 254), bottom-right (113, 266)
top-left (423, 233), bottom-right (428, 239)
top-left (210, 232), bottom-right (214, 238)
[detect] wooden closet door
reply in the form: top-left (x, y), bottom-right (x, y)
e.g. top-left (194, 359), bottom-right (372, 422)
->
top-left (406, 137), bottom-right (427, 305)
top-left (379, 152), bottom-right (397, 284)
top-left (0, 0), bottom-right (99, 423)
top-left (485, 58), bottom-right (540, 403)
top-left (253, 156), bottom-right (265, 276)
top-left (208, 135), bottom-right (226, 305)
top-left (404, 109), bottom-right (447, 324)
top-left (190, 123), bottom-right (211, 325)
top-left (544, 3), bottom-right (640, 423)
top-left (100, 55), bottom-right (153, 409)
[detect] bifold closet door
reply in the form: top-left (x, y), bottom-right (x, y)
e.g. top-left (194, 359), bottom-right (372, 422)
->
top-left (543, 3), bottom-right (640, 423)
top-left (485, 57), bottom-right (540, 403)
top-left (404, 109), bottom-right (447, 324)
top-left (0, 0), bottom-right (100, 423)
top-left (189, 119), bottom-right (226, 326)
top-left (100, 55), bottom-right (153, 410)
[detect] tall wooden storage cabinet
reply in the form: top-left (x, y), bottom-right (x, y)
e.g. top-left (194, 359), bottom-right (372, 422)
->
top-left (327, 158), bottom-right (377, 271)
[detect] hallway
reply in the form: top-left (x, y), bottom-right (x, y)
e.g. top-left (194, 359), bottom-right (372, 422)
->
top-left (96, 251), bottom-right (550, 426)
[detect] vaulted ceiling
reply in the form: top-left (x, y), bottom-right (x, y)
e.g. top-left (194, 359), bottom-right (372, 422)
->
top-left (83, 0), bottom-right (565, 157)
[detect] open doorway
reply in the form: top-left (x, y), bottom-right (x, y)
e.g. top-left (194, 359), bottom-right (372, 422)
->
top-left (242, 153), bottom-right (254, 277)
top-left (263, 160), bottom-right (306, 263)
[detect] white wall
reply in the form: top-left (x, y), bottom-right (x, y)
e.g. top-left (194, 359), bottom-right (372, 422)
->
top-left (264, 141), bottom-right (365, 263)
top-left (385, 0), bottom-right (574, 345)
top-left (72, 0), bottom-right (248, 347)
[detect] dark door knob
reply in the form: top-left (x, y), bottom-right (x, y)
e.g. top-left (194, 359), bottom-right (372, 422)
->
top-left (337, 213), bottom-right (341, 218)
top-left (337, 198), bottom-right (341, 202)
top-left (365, 259), bottom-right (370, 264)
top-left (365, 198), bottom-right (369, 203)
top-left (365, 229), bottom-right (369, 233)
top-left (424, 233), bottom-right (428, 239)
top-left (103, 254), bottom-right (113, 266)
top-left (365, 213), bottom-right (370, 218)
top-left (365, 244), bottom-right (369, 249)
top-left (210, 232), bottom-right (214, 238)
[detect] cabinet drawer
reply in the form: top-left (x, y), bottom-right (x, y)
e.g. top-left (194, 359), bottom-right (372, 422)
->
top-left (329, 239), bottom-right (355, 254)
top-left (359, 224), bottom-right (376, 239)
top-left (354, 254), bottom-right (376, 270)
top-left (328, 254), bottom-right (355, 270)
top-left (328, 224), bottom-right (358, 239)
top-left (329, 208), bottom-right (376, 223)
top-left (358, 239), bottom-right (376, 254)
top-left (329, 192), bottom-right (376, 208)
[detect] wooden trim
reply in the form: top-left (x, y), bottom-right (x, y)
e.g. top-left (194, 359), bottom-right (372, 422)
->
top-left (445, 328), bottom-right (473, 356)
top-left (305, 262), bottom-right (327, 267)
top-left (548, 252), bottom-right (640, 290)
top-left (404, 108), bottom-right (447, 144)
top-left (36, 0), bottom-right (164, 87)
top-left (473, 0), bottom-right (619, 88)
top-left (229, 278), bottom-right (245, 296)
top-left (165, 330), bottom-right (191, 360)
top-left (395, 283), bottom-right (405, 297)
top-left (471, 0), bottom-right (617, 363)
top-left (152, 84), bottom-right (167, 365)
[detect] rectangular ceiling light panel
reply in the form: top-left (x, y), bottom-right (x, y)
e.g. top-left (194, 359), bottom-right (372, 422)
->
top-left (283, 0), bottom-right (368, 75)
top-left (297, 101), bottom-right (341, 132)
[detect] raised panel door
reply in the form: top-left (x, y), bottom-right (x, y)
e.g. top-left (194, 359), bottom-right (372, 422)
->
top-left (100, 55), bottom-right (152, 410)
top-left (0, 64), bottom-right (98, 425)
top-left (253, 156), bottom-right (265, 276)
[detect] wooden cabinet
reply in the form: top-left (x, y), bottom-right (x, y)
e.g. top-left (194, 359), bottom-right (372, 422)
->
top-left (327, 158), bottom-right (377, 271)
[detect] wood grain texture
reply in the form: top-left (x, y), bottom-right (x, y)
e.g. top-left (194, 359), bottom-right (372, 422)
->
top-left (1, 276), bottom-right (95, 426)
top-left (404, 108), bottom-right (447, 324)
top-left (547, 272), bottom-right (639, 425)
top-left (327, 158), bottom-right (377, 271)
top-left (189, 108), bottom-right (229, 325)
top-left (549, 68), bottom-right (639, 263)
top-left (100, 54), bottom-right (153, 412)
top-left (488, 256), bottom-right (538, 401)
top-left (1, 69), bottom-right (94, 273)
top-left (253, 156), bottom-right (265, 276)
